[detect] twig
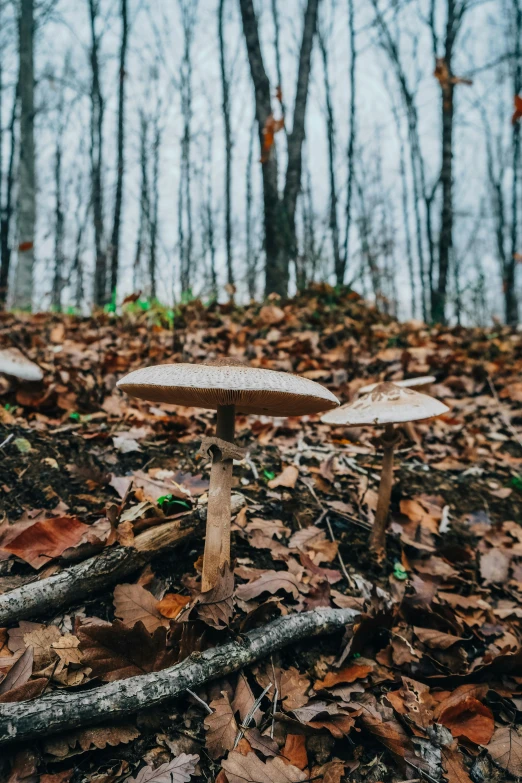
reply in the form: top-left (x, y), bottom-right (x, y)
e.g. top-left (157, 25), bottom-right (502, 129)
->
top-left (270, 655), bottom-right (278, 740)
top-left (0, 433), bottom-right (13, 450)
top-left (0, 607), bottom-right (359, 747)
top-left (233, 682), bottom-right (272, 748)
top-left (186, 688), bottom-right (213, 714)
top-left (325, 514), bottom-right (354, 588)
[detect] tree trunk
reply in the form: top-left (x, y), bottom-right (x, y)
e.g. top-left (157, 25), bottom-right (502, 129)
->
top-left (51, 133), bottom-right (64, 311)
top-left (150, 117), bottom-right (160, 301)
top-left (134, 113), bottom-right (149, 292)
top-left (89, 0), bottom-right (107, 307)
top-left (245, 121), bottom-right (256, 299)
top-left (109, 0), bottom-right (128, 301)
top-left (219, 0), bottom-right (234, 289)
top-left (506, 0), bottom-right (521, 326)
top-left (0, 82), bottom-right (17, 310)
top-left (433, 66), bottom-right (454, 324)
top-left (13, 0), bottom-right (36, 311)
top-left (239, 0), bottom-right (319, 297)
top-left (342, 0), bottom-right (357, 286)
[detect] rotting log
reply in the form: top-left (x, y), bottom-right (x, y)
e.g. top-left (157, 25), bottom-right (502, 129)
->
top-left (0, 495), bottom-right (245, 626)
top-left (0, 606), bottom-right (359, 747)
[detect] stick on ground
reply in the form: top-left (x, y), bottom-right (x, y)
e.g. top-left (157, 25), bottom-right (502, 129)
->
top-left (0, 496), bottom-right (245, 626)
top-left (0, 607), bottom-right (359, 748)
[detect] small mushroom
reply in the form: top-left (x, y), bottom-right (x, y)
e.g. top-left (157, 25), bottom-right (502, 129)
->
top-left (0, 347), bottom-right (43, 382)
top-left (321, 382), bottom-right (448, 560)
top-left (117, 358), bottom-right (339, 590)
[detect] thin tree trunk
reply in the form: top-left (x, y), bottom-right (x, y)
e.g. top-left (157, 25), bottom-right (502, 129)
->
top-left (134, 113), bottom-right (149, 292)
top-left (246, 121), bottom-right (256, 299)
top-left (342, 0), bottom-right (357, 285)
top-left (506, 0), bottom-right (521, 326)
top-left (318, 28), bottom-right (341, 283)
top-left (109, 0), bottom-right (128, 301)
top-left (392, 101), bottom-right (416, 317)
top-left (13, 0), bottom-right (36, 311)
top-left (218, 0), bottom-right (234, 289)
top-left (89, 0), bottom-right (106, 307)
top-left (150, 117), bottom-right (160, 301)
top-left (179, 1), bottom-right (195, 296)
top-left (51, 131), bottom-right (64, 311)
top-left (0, 83), bottom-right (17, 310)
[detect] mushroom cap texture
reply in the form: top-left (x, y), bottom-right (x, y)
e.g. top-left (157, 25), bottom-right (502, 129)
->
top-left (321, 381), bottom-right (449, 426)
top-left (358, 375), bottom-right (436, 395)
top-left (0, 348), bottom-right (43, 381)
top-left (117, 360), bottom-right (339, 416)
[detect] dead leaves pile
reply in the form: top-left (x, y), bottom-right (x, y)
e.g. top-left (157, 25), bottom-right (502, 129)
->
top-left (1, 286), bottom-right (522, 780)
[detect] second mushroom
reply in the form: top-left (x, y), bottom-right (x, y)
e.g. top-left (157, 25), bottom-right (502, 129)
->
top-left (321, 382), bottom-right (449, 560)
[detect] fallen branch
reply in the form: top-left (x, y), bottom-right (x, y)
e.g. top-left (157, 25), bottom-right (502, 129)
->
top-left (0, 496), bottom-right (245, 626)
top-left (0, 606), bottom-right (358, 748)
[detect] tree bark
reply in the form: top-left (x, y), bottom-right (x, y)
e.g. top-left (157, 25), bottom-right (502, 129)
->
top-left (342, 0), bottom-right (357, 286)
top-left (13, 0), bottom-right (36, 311)
top-left (109, 0), bottom-right (129, 301)
top-left (0, 81), bottom-right (17, 310)
top-left (150, 116), bottom-right (160, 301)
top-left (506, 0), bottom-right (521, 326)
top-left (219, 0), bottom-right (234, 289)
top-left (89, 0), bottom-right (107, 307)
top-left (239, 0), bottom-right (319, 297)
top-left (0, 607), bottom-right (359, 748)
top-left (134, 113), bottom-right (149, 291)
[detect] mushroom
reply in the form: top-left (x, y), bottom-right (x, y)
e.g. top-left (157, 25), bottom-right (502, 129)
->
top-left (358, 376), bottom-right (436, 395)
top-left (117, 358), bottom-right (339, 590)
top-left (321, 382), bottom-right (448, 559)
top-left (0, 347), bottom-right (43, 382)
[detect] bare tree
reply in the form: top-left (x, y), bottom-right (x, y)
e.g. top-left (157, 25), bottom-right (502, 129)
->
top-left (178, 0), bottom-right (197, 296)
top-left (0, 54), bottom-right (18, 310)
top-left (88, 0), bottom-right (107, 307)
top-left (134, 112), bottom-right (150, 292)
top-left (239, 0), bottom-right (320, 297)
top-left (13, 0), bottom-right (35, 310)
top-left (342, 0), bottom-right (357, 286)
top-left (245, 120), bottom-right (257, 299)
top-left (507, 0), bottom-right (521, 325)
top-left (149, 112), bottom-right (161, 302)
top-left (51, 62), bottom-right (68, 312)
top-left (108, 0), bottom-right (129, 300)
top-left (218, 0), bottom-right (234, 290)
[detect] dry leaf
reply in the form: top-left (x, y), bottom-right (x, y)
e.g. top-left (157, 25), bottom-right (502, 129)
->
top-left (314, 663), bottom-right (372, 690)
top-left (5, 517), bottom-right (91, 569)
top-left (236, 570), bottom-right (303, 601)
top-left (126, 754), bottom-right (199, 783)
top-left (268, 465), bottom-right (299, 489)
top-left (204, 693), bottom-right (238, 760)
top-left (486, 725), bottom-right (522, 776)
top-left (196, 563), bottom-right (234, 630)
top-left (114, 584), bottom-right (168, 633)
top-left (44, 724), bottom-right (140, 758)
top-left (157, 593), bottom-right (191, 619)
top-left (222, 751), bottom-right (306, 783)
top-left (282, 734), bottom-right (308, 769)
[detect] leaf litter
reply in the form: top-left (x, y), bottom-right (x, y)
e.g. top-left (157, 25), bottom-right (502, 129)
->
top-left (1, 287), bottom-right (522, 780)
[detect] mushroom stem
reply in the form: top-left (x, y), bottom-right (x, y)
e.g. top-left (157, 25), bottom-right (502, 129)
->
top-left (201, 404), bottom-right (236, 591)
top-left (369, 423), bottom-right (396, 559)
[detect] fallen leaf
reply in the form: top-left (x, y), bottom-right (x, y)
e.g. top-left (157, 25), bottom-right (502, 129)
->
top-left (126, 754), bottom-right (199, 783)
top-left (196, 563), bottom-right (234, 630)
top-left (222, 751), bottom-right (306, 783)
top-left (236, 570), bottom-right (303, 601)
top-left (486, 725), bottom-right (522, 776)
top-left (314, 663), bottom-right (372, 690)
top-left (282, 734), bottom-right (308, 769)
top-left (5, 517), bottom-right (92, 569)
top-left (438, 695), bottom-right (494, 745)
top-left (480, 548), bottom-right (510, 584)
top-left (204, 693), bottom-right (238, 760)
top-left (0, 646), bottom-right (33, 695)
top-left (114, 584), bottom-right (168, 633)
top-left (268, 465), bottom-right (299, 489)
top-left (44, 724), bottom-right (140, 758)
top-left (157, 593), bottom-right (191, 619)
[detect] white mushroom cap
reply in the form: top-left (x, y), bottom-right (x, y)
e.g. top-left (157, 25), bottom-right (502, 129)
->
top-left (0, 348), bottom-right (43, 382)
top-left (117, 358), bottom-right (339, 416)
top-left (321, 381), bottom-right (448, 426)
top-left (358, 376), bottom-right (436, 395)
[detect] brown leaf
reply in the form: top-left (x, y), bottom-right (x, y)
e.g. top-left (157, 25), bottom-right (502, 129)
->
top-left (0, 677), bottom-right (47, 704)
top-left (114, 583), bottom-right (168, 632)
top-left (480, 548), bottom-right (511, 584)
top-left (487, 725), bottom-right (522, 776)
top-left (268, 465), bottom-right (299, 489)
top-left (441, 743), bottom-right (473, 783)
top-left (204, 693), bottom-right (239, 760)
top-left (157, 593), bottom-right (191, 619)
top-left (6, 750), bottom-right (38, 783)
top-left (232, 672), bottom-right (262, 726)
top-left (44, 724), bottom-right (140, 758)
top-left (78, 621), bottom-right (176, 681)
top-left (0, 646), bottom-right (33, 694)
top-left (244, 728), bottom-right (279, 757)
top-left (4, 517), bottom-right (91, 569)
top-left (126, 754), bottom-right (199, 783)
top-left (413, 627), bottom-right (462, 649)
top-left (314, 663), bottom-right (372, 690)
top-left (282, 734), bottom-right (308, 770)
top-left (438, 694), bottom-right (494, 745)
top-left (236, 570), bottom-right (303, 601)
top-left (222, 752), bottom-right (306, 783)
top-left (23, 625), bottom-right (61, 669)
top-left (196, 563), bottom-right (234, 630)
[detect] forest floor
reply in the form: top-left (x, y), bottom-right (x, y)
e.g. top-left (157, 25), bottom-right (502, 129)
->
top-left (1, 285), bottom-right (522, 783)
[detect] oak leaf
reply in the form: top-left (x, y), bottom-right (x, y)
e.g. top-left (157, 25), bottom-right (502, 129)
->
top-left (126, 754), bottom-right (199, 783)
top-left (44, 724), bottom-right (140, 758)
top-left (437, 692), bottom-right (494, 745)
top-left (204, 693), bottom-right (238, 760)
top-left (236, 570), bottom-right (303, 601)
top-left (0, 646), bottom-right (33, 695)
top-left (314, 663), bottom-right (372, 690)
top-left (222, 751), bottom-right (306, 783)
top-left (196, 563), bottom-right (234, 629)
top-left (114, 583), bottom-right (168, 633)
top-left (486, 725), bottom-right (522, 776)
top-left (4, 516), bottom-right (91, 569)
top-left (157, 593), bottom-right (191, 619)
top-left (282, 734), bottom-right (308, 770)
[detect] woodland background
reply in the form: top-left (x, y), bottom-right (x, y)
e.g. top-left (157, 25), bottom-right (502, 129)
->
top-left (0, 0), bottom-right (521, 324)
